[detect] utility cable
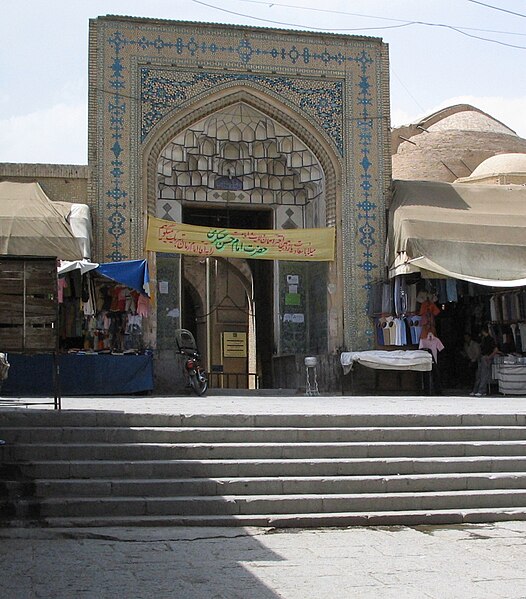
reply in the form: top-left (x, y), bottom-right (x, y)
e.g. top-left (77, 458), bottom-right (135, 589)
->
top-left (466, 0), bottom-right (526, 19)
top-left (190, 0), bottom-right (413, 31)
top-left (190, 0), bottom-right (526, 49)
top-left (391, 69), bottom-right (426, 113)
top-left (237, 0), bottom-right (526, 36)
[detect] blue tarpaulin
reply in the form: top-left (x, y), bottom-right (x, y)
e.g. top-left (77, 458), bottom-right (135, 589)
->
top-left (95, 259), bottom-right (150, 296)
top-left (1, 353), bottom-right (154, 396)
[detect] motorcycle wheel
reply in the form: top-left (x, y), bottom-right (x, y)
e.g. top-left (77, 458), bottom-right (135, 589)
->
top-left (189, 372), bottom-right (208, 396)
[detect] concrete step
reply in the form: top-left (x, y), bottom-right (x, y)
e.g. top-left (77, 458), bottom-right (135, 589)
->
top-left (6, 440), bottom-right (526, 461)
top-left (5, 410), bottom-right (526, 528)
top-left (7, 489), bottom-right (526, 519)
top-left (3, 410), bottom-right (526, 428)
top-left (5, 425), bottom-right (526, 444)
top-left (8, 455), bottom-right (526, 479)
top-left (28, 472), bottom-right (526, 498)
top-left (9, 506), bottom-right (526, 528)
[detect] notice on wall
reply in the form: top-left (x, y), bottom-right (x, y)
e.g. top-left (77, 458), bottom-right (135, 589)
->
top-left (158, 281), bottom-right (169, 294)
top-left (284, 313), bottom-right (305, 323)
top-left (222, 332), bottom-right (247, 358)
top-left (285, 293), bottom-right (301, 306)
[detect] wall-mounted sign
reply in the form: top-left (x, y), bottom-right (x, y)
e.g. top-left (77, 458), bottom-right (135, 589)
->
top-left (285, 293), bottom-right (301, 306)
top-left (283, 313), bottom-right (305, 323)
top-left (222, 332), bottom-right (247, 358)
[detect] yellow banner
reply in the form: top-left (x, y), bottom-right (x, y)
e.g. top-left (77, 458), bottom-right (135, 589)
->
top-left (146, 217), bottom-right (335, 261)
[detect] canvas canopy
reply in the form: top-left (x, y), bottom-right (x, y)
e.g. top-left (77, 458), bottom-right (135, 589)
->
top-left (95, 260), bottom-right (150, 296)
top-left (0, 181), bottom-right (86, 260)
top-left (58, 260), bottom-right (99, 275)
top-left (53, 202), bottom-right (93, 259)
top-left (388, 180), bottom-right (526, 287)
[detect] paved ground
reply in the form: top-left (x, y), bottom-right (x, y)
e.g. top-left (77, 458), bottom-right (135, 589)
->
top-left (3, 392), bottom-right (526, 598)
top-left (2, 392), bottom-right (526, 416)
top-left (2, 522), bottom-right (526, 598)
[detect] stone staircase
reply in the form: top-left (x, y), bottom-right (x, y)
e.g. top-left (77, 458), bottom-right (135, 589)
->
top-left (2, 409), bottom-right (526, 527)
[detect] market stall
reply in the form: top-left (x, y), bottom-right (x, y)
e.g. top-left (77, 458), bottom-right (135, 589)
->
top-left (379, 180), bottom-right (526, 393)
top-left (0, 182), bottom-right (87, 406)
top-left (388, 180), bottom-right (526, 286)
top-left (2, 259), bottom-right (154, 397)
top-left (0, 182), bottom-right (153, 398)
top-left (0, 181), bottom-right (85, 260)
top-left (57, 259), bottom-right (150, 353)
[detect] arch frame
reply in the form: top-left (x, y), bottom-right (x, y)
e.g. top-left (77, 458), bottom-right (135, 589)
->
top-left (142, 85), bottom-right (346, 353)
top-left (143, 86), bottom-right (341, 227)
top-left (88, 18), bottom-right (391, 362)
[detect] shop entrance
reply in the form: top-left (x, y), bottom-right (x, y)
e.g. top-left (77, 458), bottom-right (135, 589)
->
top-left (181, 206), bottom-right (273, 389)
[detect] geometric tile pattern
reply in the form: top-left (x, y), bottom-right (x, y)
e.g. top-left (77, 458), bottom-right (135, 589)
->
top-left (88, 17), bottom-right (391, 350)
top-left (141, 69), bottom-right (344, 154)
top-left (157, 103), bottom-right (324, 225)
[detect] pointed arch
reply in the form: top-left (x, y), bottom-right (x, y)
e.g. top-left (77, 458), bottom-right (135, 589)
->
top-left (143, 87), bottom-right (341, 227)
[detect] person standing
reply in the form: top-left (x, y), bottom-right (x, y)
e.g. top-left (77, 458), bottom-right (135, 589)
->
top-left (462, 332), bottom-right (481, 386)
top-left (471, 325), bottom-right (499, 397)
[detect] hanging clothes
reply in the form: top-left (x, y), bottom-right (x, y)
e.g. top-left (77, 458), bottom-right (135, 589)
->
top-left (419, 333), bottom-right (445, 363)
top-left (407, 284), bottom-right (417, 313)
top-left (381, 282), bottom-right (393, 315)
top-left (419, 300), bottom-right (441, 339)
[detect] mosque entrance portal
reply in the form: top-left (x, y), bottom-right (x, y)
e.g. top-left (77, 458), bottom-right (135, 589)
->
top-left (181, 207), bottom-right (273, 389)
top-left (155, 100), bottom-right (330, 390)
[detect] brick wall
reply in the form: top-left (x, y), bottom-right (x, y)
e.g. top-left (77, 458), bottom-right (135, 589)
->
top-left (0, 163), bottom-right (89, 203)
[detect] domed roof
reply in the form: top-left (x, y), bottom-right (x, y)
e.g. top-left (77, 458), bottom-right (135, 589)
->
top-left (425, 106), bottom-right (515, 135)
top-left (392, 104), bottom-right (526, 182)
top-left (470, 153), bottom-right (526, 177)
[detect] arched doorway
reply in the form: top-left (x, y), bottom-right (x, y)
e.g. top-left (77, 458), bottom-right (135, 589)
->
top-left (153, 100), bottom-right (330, 389)
top-left (180, 206), bottom-right (272, 389)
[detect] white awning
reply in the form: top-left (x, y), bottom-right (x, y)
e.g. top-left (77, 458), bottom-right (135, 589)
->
top-left (388, 180), bottom-right (526, 287)
top-left (0, 181), bottom-right (88, 260)
top-left (58, 260), bottom-right (99, 275)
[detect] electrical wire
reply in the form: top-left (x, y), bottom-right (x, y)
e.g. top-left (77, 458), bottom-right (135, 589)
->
top-left (190, 0), bottom-right (413, 31)
top-left (237, 0), bottom-right (526, 36)
top-left (391, 69), bottom-right (426, 113)
top-left (238, 0), bottom-right (417, 25)
top-left (466, 0), bottom-right (526, 19)
top-left (190, 0), bottom-right (526, 49)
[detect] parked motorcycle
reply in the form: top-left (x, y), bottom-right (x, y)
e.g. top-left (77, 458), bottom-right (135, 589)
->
top-left (174, 329), bottom-right (208, 396)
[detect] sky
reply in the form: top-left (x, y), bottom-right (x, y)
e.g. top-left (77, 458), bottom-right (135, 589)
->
top-left (1, 0), bottom-right (525, 164)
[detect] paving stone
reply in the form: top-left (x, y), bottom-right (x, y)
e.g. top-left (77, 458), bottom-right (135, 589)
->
top-left (3, 523), bottom-right (526, 598)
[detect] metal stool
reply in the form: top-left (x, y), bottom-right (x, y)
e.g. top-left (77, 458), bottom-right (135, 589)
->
top-left (305, 356), bottom-right (319, 396)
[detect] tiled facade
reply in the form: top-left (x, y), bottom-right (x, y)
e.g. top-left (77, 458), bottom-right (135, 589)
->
top-left (88, 16), bottom-right (391, 353)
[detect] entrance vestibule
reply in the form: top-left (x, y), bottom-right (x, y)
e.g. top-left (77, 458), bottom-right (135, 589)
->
top-left (181, 207), bottom-right (273, 390)
top-left (154, 101), bottom-right (330, 390)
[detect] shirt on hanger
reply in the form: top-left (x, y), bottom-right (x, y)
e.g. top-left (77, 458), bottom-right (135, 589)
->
top-left (419, 333), bottom-right (445, 363)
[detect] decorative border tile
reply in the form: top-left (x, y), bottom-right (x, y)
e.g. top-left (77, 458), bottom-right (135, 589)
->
top-left (90, 18), bottom-right (390, 350)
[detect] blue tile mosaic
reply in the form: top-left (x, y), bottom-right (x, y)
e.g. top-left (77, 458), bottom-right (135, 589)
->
top-left (140, 69), bottom-right (344, 154)
top-left (93, 20), bottom-right (389, 349)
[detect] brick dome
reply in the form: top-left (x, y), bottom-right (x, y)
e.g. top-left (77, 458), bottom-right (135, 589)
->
top-left (392, 105), bottom-right (526, 183)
